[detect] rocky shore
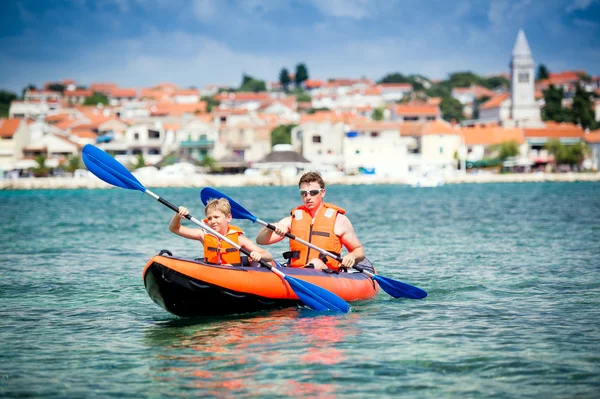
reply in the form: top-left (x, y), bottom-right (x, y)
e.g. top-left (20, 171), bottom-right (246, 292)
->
top-left (2, 172), bottom-right (600, 190)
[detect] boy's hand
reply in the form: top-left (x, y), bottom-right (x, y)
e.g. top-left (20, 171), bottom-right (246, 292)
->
top-left (178, 206), bottom-right (189, 218)
top-left (249, 251), bottom-right (262, 262)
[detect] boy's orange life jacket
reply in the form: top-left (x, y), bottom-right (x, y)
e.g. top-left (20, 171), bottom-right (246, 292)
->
top-left (203, 224), bottom-right (244, 265)
top-left (288, 203), bottom-right (345, 270)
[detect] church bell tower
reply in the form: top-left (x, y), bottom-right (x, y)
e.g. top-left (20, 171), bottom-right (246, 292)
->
top-left (510, 29), bottom-right (542, 127)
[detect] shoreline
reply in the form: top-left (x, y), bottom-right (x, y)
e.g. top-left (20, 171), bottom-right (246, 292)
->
top-left (1, 172), bottom-right (600, 190)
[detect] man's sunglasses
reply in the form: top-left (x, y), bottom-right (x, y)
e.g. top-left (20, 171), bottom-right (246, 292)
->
top-left (299, 189), bottom-right (324, 197)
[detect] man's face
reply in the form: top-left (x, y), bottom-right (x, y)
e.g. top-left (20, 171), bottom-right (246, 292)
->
top-left (299, 182), bottom-right (324, 210)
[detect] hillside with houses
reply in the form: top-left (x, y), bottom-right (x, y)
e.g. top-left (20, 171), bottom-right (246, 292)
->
top-left (1, 30), bottom-right (599, 186)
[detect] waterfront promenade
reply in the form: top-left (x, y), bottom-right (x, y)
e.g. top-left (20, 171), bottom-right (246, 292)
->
top-left (2, 172), bottom-right (600, 190)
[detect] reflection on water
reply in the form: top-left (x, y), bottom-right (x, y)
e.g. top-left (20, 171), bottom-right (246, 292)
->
top-left (143, 309), bottom-right (361, 397)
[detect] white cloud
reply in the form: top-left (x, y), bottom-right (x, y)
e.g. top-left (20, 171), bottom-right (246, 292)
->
top-left (309, 0), bottom-right (374, 20)
top-left (192, 0), bottom-right (219, 22)
top-left (566, 0), bottom-right (594, 12)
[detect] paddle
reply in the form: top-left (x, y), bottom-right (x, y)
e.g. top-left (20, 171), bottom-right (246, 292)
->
top-left (82, 144), bottom-right (349, 313)
top-left (201, 187), bottom-right (428, 300)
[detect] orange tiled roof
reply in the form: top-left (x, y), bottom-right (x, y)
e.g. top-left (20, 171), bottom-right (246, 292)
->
top-left (524, 122), bottom-right (584, 139)
top-left (215, 92), bottom-right (271, 102)
top-left (90, 83), bottom-right (118, 93)
top-left (349, 121), bottom-right (402, 131)
top-left (584, 130), bottom-right (600, 143)
top-left (305, 79), bottom-right (324, 89)
top-left (393, 103), bottom-right (440, 116)
top-left (421, 120), bottom-right (460, 135)
top-left (151, 102), bottom-right (207, 116)
top-left (461, 126), bottom-right (524, 146)
top-left (110, 88), bottom-right (137, 98)
top-left (480, 93), bottom-right (510, 110)
top-left (0, 118), bottom-right (22, 138)
top-left (70, 129), bottom-right (97, 139)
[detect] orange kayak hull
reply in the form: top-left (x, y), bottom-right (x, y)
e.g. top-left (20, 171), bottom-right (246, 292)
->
top-left (143, 253), bottom-right (379, 317)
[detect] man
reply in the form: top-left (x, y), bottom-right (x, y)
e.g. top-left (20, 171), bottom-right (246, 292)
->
top-left (256, 171), bottom-right (364, 271)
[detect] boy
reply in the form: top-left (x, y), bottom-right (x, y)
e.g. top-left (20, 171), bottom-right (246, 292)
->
top-left (169, 198), bottom-right (273, 266)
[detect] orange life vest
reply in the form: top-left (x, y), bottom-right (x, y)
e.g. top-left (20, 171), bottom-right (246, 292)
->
top-left (203, 224), bottom-right (243, 265)
top-left (288, 203), bottom-right (345, 270)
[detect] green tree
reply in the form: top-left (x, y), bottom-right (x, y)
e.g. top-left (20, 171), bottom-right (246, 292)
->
top-left (271, 124), bottom-right (296, 146)
top-left (425, 81), bottom-right (452, 98)
top-left (279, 68), bottom-right (291, 92)
top-left (294, 63), bottom-right (309, 88)
top-left (542, 85), bottom-right (570, 122)
top-left (63, 155), bottom-right (82, 173)
top-left (485, 75), bottom-right (510, 89)
top-left (133, 153), bottom-right (146, 169)
top-left (440, 97), bottom-right (464, 122)
top-left (372, 107), bottom-right (385, 121)
top-left (491, 141), bottom-right (520, 161)
top-left (472, 95), bottom-right (491, 119)
top-left (571, 84), bottom-right (597, 130)
top-left (201, 95), bottom-right (220, 112)
top-left (0, 90), bottom-right (17, 117)
top-left (47, 83), bottom-right (65, 93)
top-left (33, 155), bottom-right (49, 177)
top-left (239, 74), bottom-right (266, 92)
top-left (544, 139), bottom-right (590, 166)
top-left (21, 84), bottom-right (36, 100)
top-left (83, 93), bottom-right (109, 106)
top-left (536, 64), bottom-right (550, 81)
top-left (295, 91), bottom-right (311, 102)
top-left (201, 155), bottom-right (216, 169)
top-left (378, 73), bottom-right (422, 91)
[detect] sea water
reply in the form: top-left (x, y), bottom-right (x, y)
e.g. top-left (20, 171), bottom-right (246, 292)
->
top-left (1, 183), bottom-right (599, 398)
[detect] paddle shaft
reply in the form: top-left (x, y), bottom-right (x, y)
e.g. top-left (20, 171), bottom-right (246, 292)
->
top-left (256, 219), bottom-right (373, 275)
top-left (145, 190), bottom-right (280, 273)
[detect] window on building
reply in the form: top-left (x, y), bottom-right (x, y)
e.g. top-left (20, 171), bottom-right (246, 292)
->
top-left (371, 132), bottom-right (379, 138)
top-left (404, 116), bottom-right (419, 121)
top-left (328, 149), bottom-right (333, 154)
top-left (426, 116), bottom-right (436, 121)
top-left (134, 133), bottom-right (139, 140)
top-left (149, 149), bottom-right (160, 155)
top-left (200, 134), bottom-right (207, 140)
top-left (312, 135), bottom-right (322, 143)
top-left (440, 147), bottom-right (443, 154)
top-left (148, 129), bottom-right (160, 139)
top-left (518, 72), bottom-right (529, 83)
top-left (355, 150), bottom-right (360, 154)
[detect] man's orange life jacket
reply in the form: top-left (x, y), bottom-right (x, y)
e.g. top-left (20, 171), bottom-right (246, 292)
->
top-left (203, 224), bottom-right (243, 265)
top-left (287, 203), bottom-right (345, 270)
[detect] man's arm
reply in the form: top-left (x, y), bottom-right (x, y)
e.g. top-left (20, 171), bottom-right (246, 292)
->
top-left (335, 214), bottom-right (365, 268)
top-left (256, 216), bottom-right (292, 245)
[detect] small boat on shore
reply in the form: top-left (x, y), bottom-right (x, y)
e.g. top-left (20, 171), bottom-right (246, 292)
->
top-left (143, 251), bottom-right (379, 317)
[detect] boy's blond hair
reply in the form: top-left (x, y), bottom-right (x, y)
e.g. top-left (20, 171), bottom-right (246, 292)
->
top-left (204, 198), bottom-right (231, 216)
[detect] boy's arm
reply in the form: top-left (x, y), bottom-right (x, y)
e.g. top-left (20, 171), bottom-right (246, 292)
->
top-left (239, 236), bottom-right (274, 262)
top-left (169, 211), bottom-right (205, 241)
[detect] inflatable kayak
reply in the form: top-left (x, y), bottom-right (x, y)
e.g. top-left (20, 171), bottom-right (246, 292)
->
top-left (143, 250), bottom-right (379, 317)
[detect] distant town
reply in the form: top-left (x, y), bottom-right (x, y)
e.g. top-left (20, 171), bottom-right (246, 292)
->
top-left (1, 29), bottom-right (599, 188)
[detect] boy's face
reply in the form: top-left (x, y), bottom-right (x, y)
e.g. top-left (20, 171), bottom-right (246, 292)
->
top-left (206, 209), bottom-right (232, 233)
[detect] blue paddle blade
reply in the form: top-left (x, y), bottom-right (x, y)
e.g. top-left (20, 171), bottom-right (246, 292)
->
top-left (201, 187), bottom-right (257, 222)
top-left (374, 275), bottom-right (428, 299)
top-left (82, 145), bottom-right (146, 192)
top-left (285, 275), bottom-right (350, 313)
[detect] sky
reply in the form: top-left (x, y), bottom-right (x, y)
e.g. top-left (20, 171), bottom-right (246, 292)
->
top-left (1, 0), bottom-right (599, 93)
